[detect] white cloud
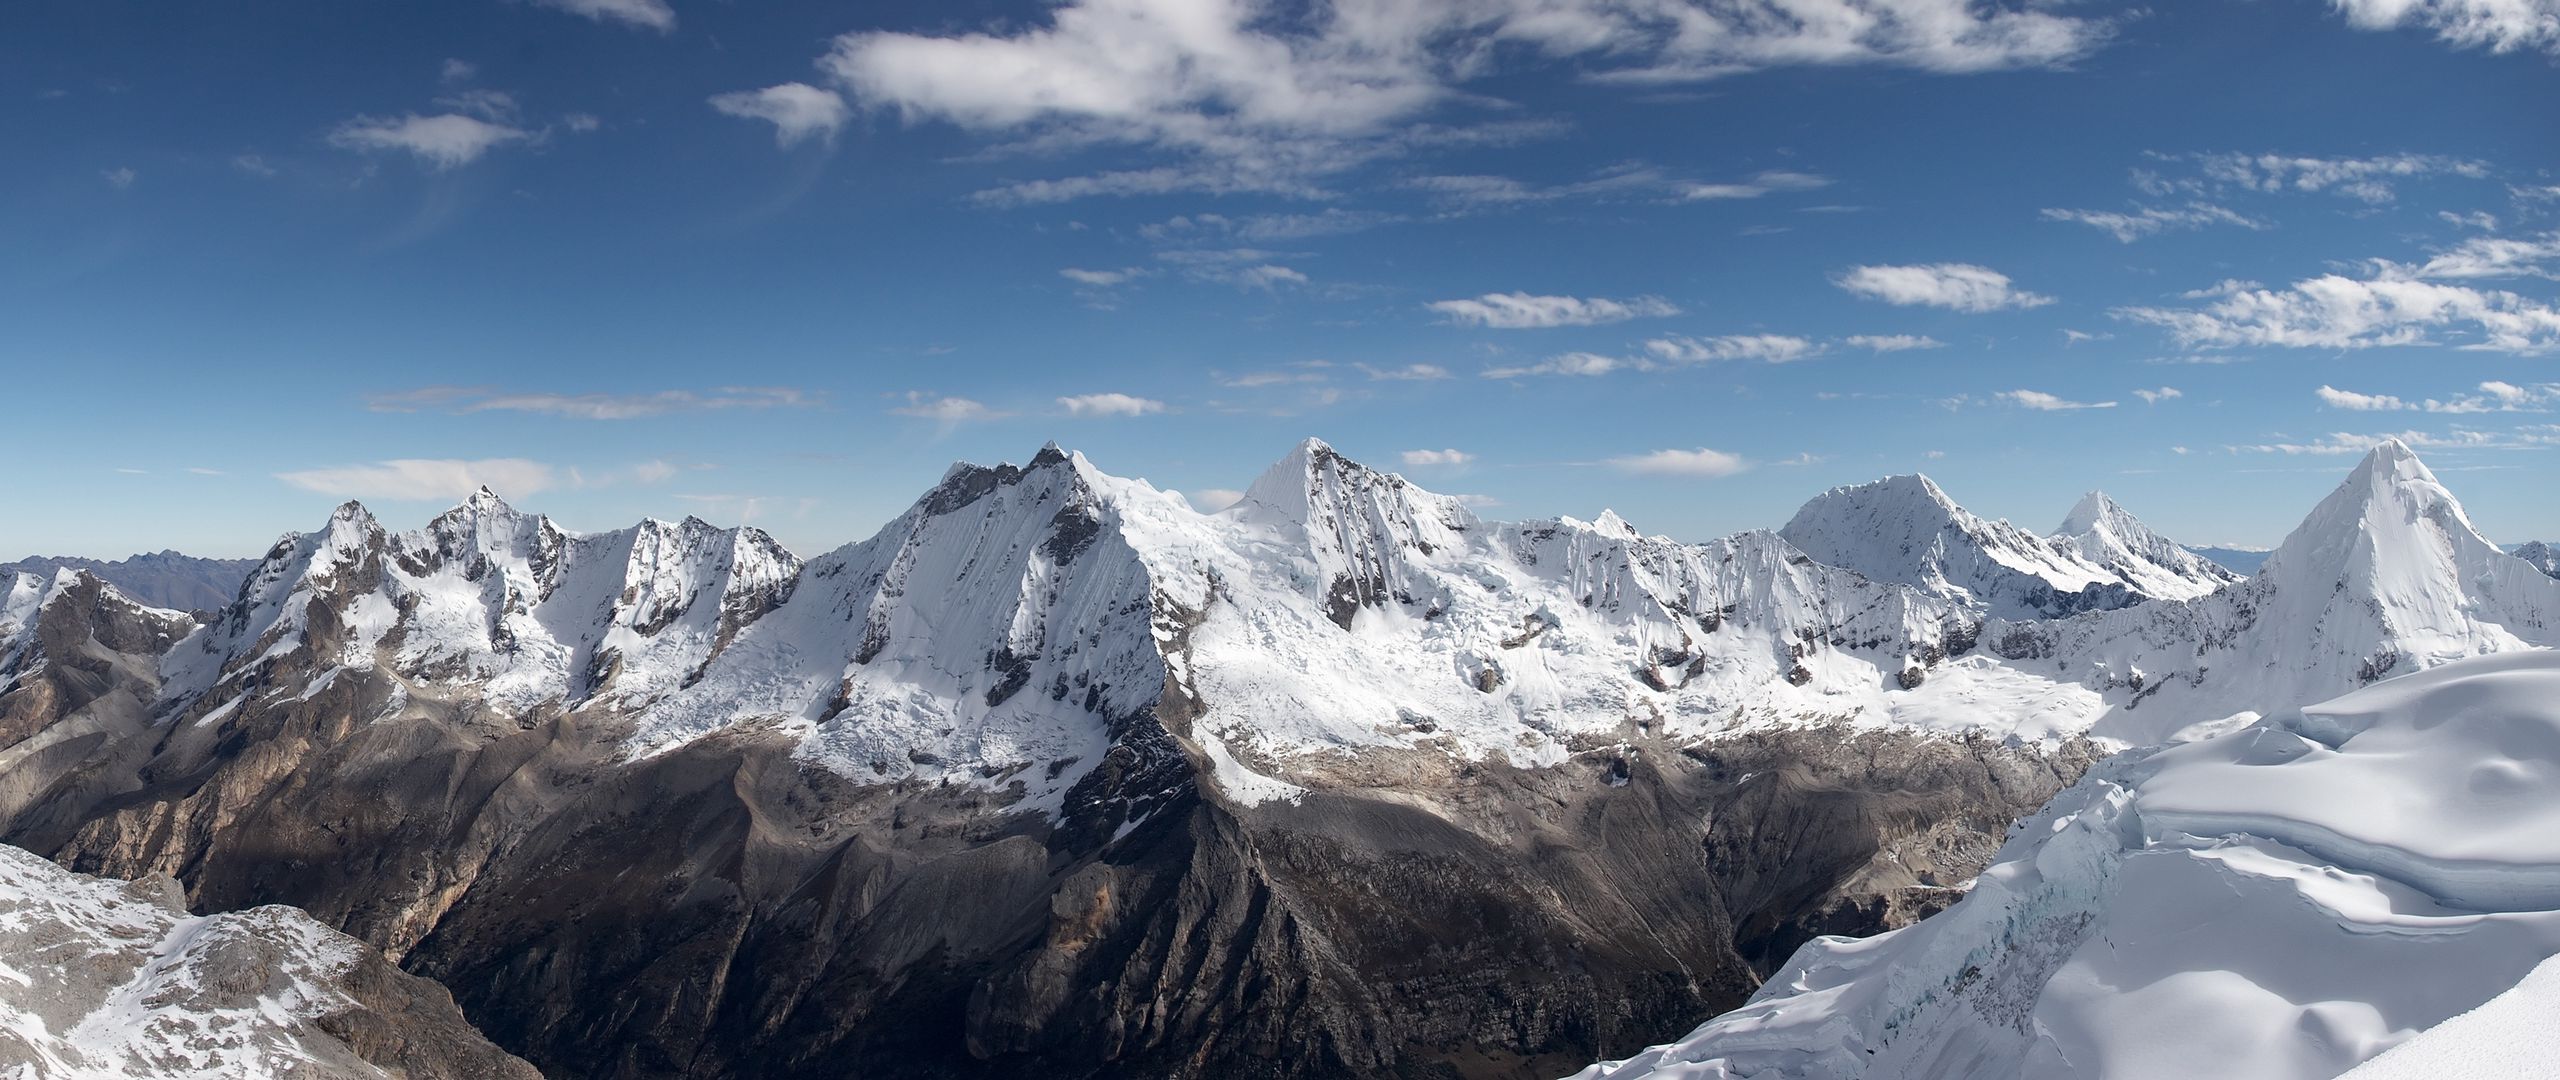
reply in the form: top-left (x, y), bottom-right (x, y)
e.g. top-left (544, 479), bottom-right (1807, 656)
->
top-left (2316, 381), bottom-right (2555, 413)
top-left (2038, 202), bottom-right (2266, 242)
top-left (2374, 230), bottom-right (2560, 281)
top-left (1609, 447), bottom-right (1749, 478)
top-left (1236, 264), bottom-right (1309, 290)
top-left (1836, 262), bottom-right (2053, 312)
top-left (2117, 274), bottom-right (2560, 355)
top-left (817, 0), bottom-right (2109, 202)
top-left (2316, 385), bottom-right (2408, 411)
top-left (1681, 169), bottom-right (1834, 200)
top-left (100, 167), bottom-right (136, 189)
top-left (1355, 362), bottom-right (1451, 381)
top-left (440, 58), bottom-right (477, 84)
top-left (2332, 0), bottom-right (2560, 55)
top-left (1400, 448), bottom-right (1473, 466)
top-left (1060, 266), bottom-right (1146, 287)
top-left (1429, 292), bottom-right (1680, 328)
top-left (892, 393), bottom-right (1004, 422)
top-left (366, 386), bottom-right (817, 419)
top-left (709, 83), bottom-right (851, 147)
top-left (1142, 208), bottom-right (1402, 242)
top-left (1186, 488), bottom-right (1247, 512)
top-left (1999, 389), bottom-right (2117, 410)
top-left (1481, 352), bottom-right (1629, 378)
top-left (232, 154), bottom-right (278, 177)
top-left (2233, 426), bottom-right (2560, 455)
top-left (2193, 151), bottom-right (2489, 204)
top-left (1845, 333), bottom-right (1946, 352)
top-left (277, 458), bottom-right (557, 501)
top-left (535, 0), bottom-right (674, 32)
top-left (329, 113), bottom-right (531, 169)
top-left (2440, 210), bottom-right (2499, 231)
top-left (1058, 392), bottom-right (1166, 417)
top-left (1644, 333), bottom-right (1820, 364)
top-left (2133, 386), bottom-right (2182, 405)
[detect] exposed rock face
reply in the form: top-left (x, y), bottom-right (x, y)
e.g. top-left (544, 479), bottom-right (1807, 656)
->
top-left (0, 552), bottom-right (257, 616)
top-left (0, 841), bottom-right (536, 1079)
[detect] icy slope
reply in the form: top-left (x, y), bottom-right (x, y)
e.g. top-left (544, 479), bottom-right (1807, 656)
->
top-left (158, 488), bottom-right (800, 718)
top-left (1780, 476), bottom-right (2219, 620)
top-left (1990, 440), bottom-right (2560, 745)
top-left (2052, 491), bottom-right (2240, 600)
top-left (0, 842), bottom-right (535, 1079)
top-left (1574, 650), bottom-right (2560, 1080)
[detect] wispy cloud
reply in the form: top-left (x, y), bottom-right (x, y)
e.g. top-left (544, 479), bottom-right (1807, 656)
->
top-left (535, 0), bottom-right (674, 32)
top-left (1999, 389), bottom-right (2117, 410)
top-left (1836, 263), bottom-right (2053, 312)
top-left (710, 83), bottom-right (851, 147)
top-left (2133, 386), bottom-right (2182, 405)
top-left (2331, 0), bottom-right (2560, 56)
top-left (1608, 447), bottom-right (1750, 477)
top-left (366, 386), bottom-right (820, 419)
top-left (2317, 381), bottom-right (2555, 413)
top-left (329, 113), bottom-right (531, 169)
top-left (2039, 202), bottom-right (2266, 243)
top-left (1644, 334), bottom-right (1819, 364)
top-left (1845, 334), bottom-right (1946, 352)
top-left (816, 0), bottom-right (2110, 203)
top-left (276, 458), bottom-right (560, 501)
top-left (1355, 362), bottom-right (1451, 381)
top-left (2233, 426), bottom-right (2560, 455)
top-left (1400, 448), bottom-right (1473, 467)
top-left (892, 393), bottom-right (1006, 422)
top-left (2118, 275), bottom-right (2560, 355)
top-left (1429, 292), bottom-right (1679, 329)
top-left (1057, 392), bottom-right (1165, 417)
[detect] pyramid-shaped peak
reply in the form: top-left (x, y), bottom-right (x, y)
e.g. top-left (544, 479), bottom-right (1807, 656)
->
top-left (2347, 437), bottom-right (2433, 484)
top-left (1591, 509), bottom-right (1640, 538)
top-left (2057, 490), bottom-right (2123, 537)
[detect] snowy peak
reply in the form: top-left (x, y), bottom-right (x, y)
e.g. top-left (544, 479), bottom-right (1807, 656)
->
top-left (2516, 540), bottom-right (2560, 579)
top-left (2051, 490), bottom-right (2240, 601)
top-left (2054, 490), bottom-right (2123, 537)
top-left (2263, 438), bottom-right (2487, 586)
top-left (1782, 473), bottom-right (2138, 619)
top-left (1234, 439), bottom-right (1478, 627)
top-left (160, 493), bottom-right (804, 716)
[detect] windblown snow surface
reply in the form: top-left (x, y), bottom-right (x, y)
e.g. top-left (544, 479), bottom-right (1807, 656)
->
top-left (1573, 649), bottom-right (2560, 1080)
top-left (0, 844), bottom-right (369, 1078)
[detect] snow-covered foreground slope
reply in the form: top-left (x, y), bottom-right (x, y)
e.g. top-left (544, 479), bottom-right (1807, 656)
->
top-left (1990, 440), bottom-right (2560, 746)
top-left (0, 843), bottom-right (535, 1079)
top-left (1573, 650), bottom-right (2560, 1080)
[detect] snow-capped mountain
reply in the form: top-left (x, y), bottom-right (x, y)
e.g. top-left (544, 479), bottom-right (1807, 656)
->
top-left (2052, 491), bottom-right (2242, 599)
top-left (1990, 440), bottom-right (2560, 745)
top-left (2515, 539), bottom-right (2560, 578)
top-left (1577, 649), bottom-right (2560, 1080)
top-left (161, 487), bottom-right (800, 718)
top-left (0, 841), bottom-right (535, 1079)
top-left (0, 552), bottom-right (255, 614)
top-left (1, 436), bottom-right (2546, 1079)
top-left (1779, 475), bottom-right (2227, 621)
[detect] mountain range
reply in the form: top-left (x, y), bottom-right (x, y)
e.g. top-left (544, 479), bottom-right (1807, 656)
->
top-left (0, 551), bottom-right (258, 615)
top-left (0, 437), bottom-right (2551, 1078)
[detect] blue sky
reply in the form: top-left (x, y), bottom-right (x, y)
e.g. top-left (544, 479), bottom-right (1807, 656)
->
top-left (4, 0), bottom-right (2556, 560)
